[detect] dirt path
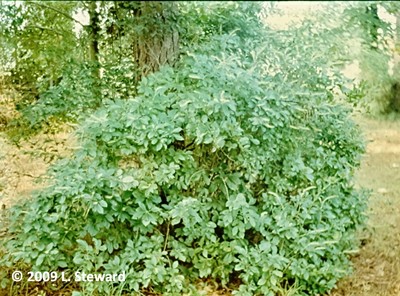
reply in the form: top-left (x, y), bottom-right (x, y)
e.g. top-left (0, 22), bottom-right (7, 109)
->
top-left (331, 115), bottom-right (400, 296)
top-left (0, 130), bottom-right (73, 209)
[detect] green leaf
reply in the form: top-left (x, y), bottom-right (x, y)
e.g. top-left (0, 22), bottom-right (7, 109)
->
top-left (36, 254), bottom-right (45, 266)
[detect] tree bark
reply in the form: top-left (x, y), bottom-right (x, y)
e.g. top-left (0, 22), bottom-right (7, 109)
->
top-left (88, 1), bottom-right (100, 79)
top-left (130, 2), bottom-right (179, 79)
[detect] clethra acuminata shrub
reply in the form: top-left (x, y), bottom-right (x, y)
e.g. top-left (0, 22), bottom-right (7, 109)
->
top-left (3, 41), bottom-right (366, 295)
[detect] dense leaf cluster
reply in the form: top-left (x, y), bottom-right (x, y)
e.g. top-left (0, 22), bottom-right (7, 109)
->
top-left (19, 58), bottom-right (138, 129)
top-left (2, 25), bottom-right (366, 294)
top-left (0, 2), bottom-right (79, 95)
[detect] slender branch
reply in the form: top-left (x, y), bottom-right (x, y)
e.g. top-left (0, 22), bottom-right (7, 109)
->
top-left (28, 1), bottom-right (86, 27)
top-left (163, 221), bottom-right (170, 252)
top-left (25, 25), bottom-right (69, 37)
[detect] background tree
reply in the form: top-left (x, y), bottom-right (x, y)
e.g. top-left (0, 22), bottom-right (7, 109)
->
top-left (0, 1), bottom-right (79, 98)
top-left (338, 1), bottom-right (400, 114)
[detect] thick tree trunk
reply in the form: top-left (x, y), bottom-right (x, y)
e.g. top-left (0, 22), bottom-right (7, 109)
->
top-left (88, 1), bottom-right (100, 79)
top-left (130, 2), bottom-right (179, 79)
top-left (133, 28), bottom-right (179, 77)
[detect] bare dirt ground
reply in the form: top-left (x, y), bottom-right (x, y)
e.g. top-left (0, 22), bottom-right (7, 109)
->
top-left (1, 113), bottom-right (400, 296)
top-left (0, 130), bottom-right (73, 210)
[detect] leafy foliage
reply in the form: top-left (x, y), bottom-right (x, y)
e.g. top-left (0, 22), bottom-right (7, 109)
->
top-left (17, 57), bottom-right (139, 131)
top-left (0, 2), bottom-right (80, 96)
top-left (19, 61), bottom-right (99, 127)
top-left (1, 1), bottom-right (184, 140)
top-left (178, 2), bottom-right (270, 48)
top-left (340, 2), bottom-right (400, 114)
top-left (2, 13), bottom-right (367, 294)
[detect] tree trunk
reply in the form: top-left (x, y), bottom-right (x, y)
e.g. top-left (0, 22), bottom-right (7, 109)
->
top-left (130, 2), bottom-right (179, 80)
top-left (88, 1), bottom-right (100, 79)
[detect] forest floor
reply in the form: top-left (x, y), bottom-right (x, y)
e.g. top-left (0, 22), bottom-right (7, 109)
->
top-left (0, 129), bottom-right (73, 210)
top-left (1, 113), bottom-right (400, 296)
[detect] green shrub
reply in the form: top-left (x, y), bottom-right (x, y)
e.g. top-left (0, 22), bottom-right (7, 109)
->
top-left (2, 29), bottom-right (367, 295)
top-left (19, 61), bottom-right (99, 128)
top-left (10, 58), bottom-right (139, 142)
top-left (178, 2), bottom-right (267, 47)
